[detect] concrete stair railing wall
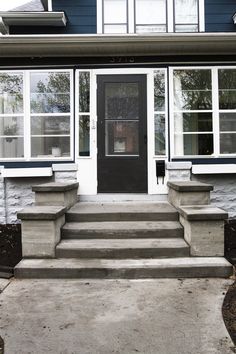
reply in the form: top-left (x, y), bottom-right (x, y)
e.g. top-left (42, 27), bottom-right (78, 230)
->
top-left (168, 181), bottom-right (228, 257)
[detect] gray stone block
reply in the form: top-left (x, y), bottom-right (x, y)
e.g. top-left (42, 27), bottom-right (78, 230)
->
top-left (18, 206), bottom-right (67, 220)
top-left (168, 188), bottom-right (210, 207)
top-left (178, 205), bottom-right (228, 221)
top-left (168, 181), bottom-right (213, 192)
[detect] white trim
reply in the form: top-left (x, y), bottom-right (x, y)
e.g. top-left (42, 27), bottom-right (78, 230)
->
top-left (2, 167), bottom-right (52, 178)
top-left (128, 0), bottom-right (135, 33)
top-left (48, 0), bottom-right (53, 11)
top-left (192, 164), bottom-right (236, 174)
top-left (97, 0), bottom-right (103, 34)
top-left (199, 0), bottom-right (205, 32)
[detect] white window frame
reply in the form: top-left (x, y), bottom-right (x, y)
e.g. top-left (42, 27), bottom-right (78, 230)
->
top-left (97, 0), bottom-right (205, 33)
top-left (0, 69), bottom-right (74, 162)
top-left (169, 65), bottom-right (236, 159)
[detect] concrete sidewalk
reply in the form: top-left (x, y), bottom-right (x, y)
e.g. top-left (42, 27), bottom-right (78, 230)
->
top-left (0, 278), bottom-right (234, 354)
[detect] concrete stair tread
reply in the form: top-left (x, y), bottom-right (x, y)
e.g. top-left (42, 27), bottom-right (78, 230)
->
top-left (57, 238), bottom-right (188, 250)
top-left (15, 257), bottom-right (233, 279)
top-left (63, 221), bottom-right (183, 231)
top-left (68, 202), bottom-right (177, 214)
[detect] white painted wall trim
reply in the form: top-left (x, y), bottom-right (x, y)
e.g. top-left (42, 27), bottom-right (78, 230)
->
top-left (2, 167), bottom-right (52, 178)
top-left (199, 0), bottom-right (205, 32)
top-left (192, 164), bottom-right (236, 174)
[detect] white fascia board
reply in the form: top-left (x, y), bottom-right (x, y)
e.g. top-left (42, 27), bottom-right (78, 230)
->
top-left (2, 167), bottom-right (53, 178)
top-left (0, 12), bottom-right (66, 27)
top-left (1, 32), bottom-right (236, 57)
top-left (192, 164), bottom-right (236, 175)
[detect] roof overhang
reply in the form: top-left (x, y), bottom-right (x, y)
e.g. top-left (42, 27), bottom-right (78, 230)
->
top-left (0, 33), bottom-right (236, 58)
top-left (0, 12), bottom-right (67, 34)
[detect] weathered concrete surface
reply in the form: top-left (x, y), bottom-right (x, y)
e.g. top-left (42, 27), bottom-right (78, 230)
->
top-left (0, 279), bottom-right (10, 293)
top-left (0, 278), bottom-right (234, 354)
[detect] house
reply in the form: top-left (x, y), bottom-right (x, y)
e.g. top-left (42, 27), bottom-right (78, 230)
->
top-left (0, 0), bottom-right (236, 224)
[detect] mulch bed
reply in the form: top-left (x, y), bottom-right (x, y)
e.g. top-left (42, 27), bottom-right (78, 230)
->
top-left (0, 224), bottom-right (22, 277)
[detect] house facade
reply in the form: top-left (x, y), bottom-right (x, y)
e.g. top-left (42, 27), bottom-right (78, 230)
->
top-left (0, 0), bottom-right (236, 224)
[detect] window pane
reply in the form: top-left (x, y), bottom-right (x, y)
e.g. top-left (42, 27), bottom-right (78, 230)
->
top-left (31, 136), bottom-right (70, 157)
top-left (0, 116), bottom-right (23, 136)
top-left (175, 0), bottom-right (198, 24)
top-left (105, 83), bottom-right (139, 120)
top-left (0, 137), bottom-right (24, 158)
top-left (104, 0), bottom-right (127, 23)
top-left (79, 72), bottom-right (90, 113)
top-left (136, 0), bottom-right (166, 25)
top-left (155, 114), bottom-right (166, 155)
top-left (30, 72), bottom-right (70, 114)
top-left (219, 70), bottom-right (236, 110)
top-left (154, 71), bottom-right (165, 111)
top-left (174, 113), bottom-right (212, 133)
top-left (175, 24), bottom-right (198, 32)
top-left (79, 115), bottom-right (90, 156)
top-left (0, 73), bottom-right (23, 114)
top-left (173, 70), bottom-right (212, 110)
top-left (104, 25), bottom-right (127, 33)
top-left (31, 116), bottom-right (70, 135)
top-left (136, 25), bottom-right (166, 33)
top-left (105, 121), bottom-right (139, 155)
top-left (220, 113), bottom-right (236, 132)
top-left (175, 133), bottom-right (213, 156)
top-left (220, 133), bottom-right (236, 154)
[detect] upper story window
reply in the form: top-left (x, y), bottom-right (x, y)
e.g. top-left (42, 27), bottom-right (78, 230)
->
top-left (97, 0), bottom-right (204, 34)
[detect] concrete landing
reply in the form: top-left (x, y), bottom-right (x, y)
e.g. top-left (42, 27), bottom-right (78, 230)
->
top-left (0, 278), bottom-right (234, 354)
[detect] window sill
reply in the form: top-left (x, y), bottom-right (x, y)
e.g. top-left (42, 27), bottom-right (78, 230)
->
top-left (192, 164), bottom-right (236, 174)
top-left (1, 167), bottom-right (53, 178)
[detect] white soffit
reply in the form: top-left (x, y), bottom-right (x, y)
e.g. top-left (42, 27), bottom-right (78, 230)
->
top-left (0, 33), bottom-right (236, 57)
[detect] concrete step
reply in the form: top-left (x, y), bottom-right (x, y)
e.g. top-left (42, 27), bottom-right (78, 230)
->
top-left (14, 257), bottom-right (233, 279)
top-left (56, 239), bottom-right (189, 259)
top-left (61, 221), bottom-right (183, 239)
top-left (66, 202), bottom-right (179, 222)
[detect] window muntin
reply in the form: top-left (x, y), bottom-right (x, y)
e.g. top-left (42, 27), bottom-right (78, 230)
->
top-left (103, 0), bottom-right (128, 34)
top-left (154, 70), bottom-right (167, 156)
top-left (0, 70), bottom-right (73, 161)
top-left (174, 0), bottom-right (199, 32)
top-left (135, 0), bottom-right (167, 33)
top-left (173, 69), bottom-right (213, 156)
top-left (78, 71), bottom-right (91, 157)
top-left (219, 69), bottom-right (236, 155)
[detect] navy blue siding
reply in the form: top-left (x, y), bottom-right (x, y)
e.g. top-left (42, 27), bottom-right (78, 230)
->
top-left (205, 0), bottom-right (236, 32)
top-left (11, 0), bottom-right (96, 35)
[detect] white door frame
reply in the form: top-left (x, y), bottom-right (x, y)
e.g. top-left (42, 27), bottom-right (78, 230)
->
top-left (76, 68), bottom-right (168, 195)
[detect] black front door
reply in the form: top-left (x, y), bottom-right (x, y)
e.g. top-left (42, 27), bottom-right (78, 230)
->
top-left (97, 75), bottom-right (147, 193)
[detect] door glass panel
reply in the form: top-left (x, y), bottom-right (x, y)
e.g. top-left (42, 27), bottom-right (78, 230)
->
top-left (104, 82), bottom-right (140, 156)
top-left (105, 121), bottom-right (139, 155)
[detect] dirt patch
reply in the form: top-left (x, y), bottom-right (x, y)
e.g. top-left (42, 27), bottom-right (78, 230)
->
top-left (223, 280), bottom-right (236, 347)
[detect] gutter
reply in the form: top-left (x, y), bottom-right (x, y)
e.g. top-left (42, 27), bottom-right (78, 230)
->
top-left (0, 32), bottom-right (236, 57)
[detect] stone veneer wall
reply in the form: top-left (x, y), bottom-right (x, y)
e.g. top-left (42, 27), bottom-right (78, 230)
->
top-left (192, 174), bottom-right (236, 219)
top-left (0, 171), bottom-right (77, 224)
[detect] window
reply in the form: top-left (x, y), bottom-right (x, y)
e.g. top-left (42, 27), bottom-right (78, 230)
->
top-left (0, 70), bottom-right (73, 161)
top-left (174, 0), bottom-right (199, 32)
top-left (154, 70), bottom-right (167, 156)
top-left (98, 0), bottom-right (204, 33)
top-left (171, 67), bottom-right (236, 158)
top-left (78, 71), bottom-right (91, 157)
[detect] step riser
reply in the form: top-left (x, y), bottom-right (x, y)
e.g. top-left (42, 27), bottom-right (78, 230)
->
top-left (66, 213), bottom-right (179, 223)
top-left (15, 266), bottom-right (232, 279)
top-left (56, 248), bottom-right (189, 259)
top-left (61, 229), bottom-right (184, 239)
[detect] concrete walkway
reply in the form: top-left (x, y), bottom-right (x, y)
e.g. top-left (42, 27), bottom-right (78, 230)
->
top-left (0, 278), bottom-right (234, 354)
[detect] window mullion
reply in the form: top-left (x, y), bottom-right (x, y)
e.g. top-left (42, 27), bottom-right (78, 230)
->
top-left (129, 0), bottom-right (135, 33)
top-left (212, 67), bottom-right (220, 157)
top-left (167, 0), bottom-right (173, 32)
top-left (24, 71), bottom-right (31, 161)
